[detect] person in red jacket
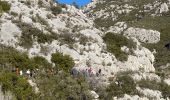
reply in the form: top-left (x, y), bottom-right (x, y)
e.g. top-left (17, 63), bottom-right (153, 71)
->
top-left (16, 67), bottom-right (19, 75)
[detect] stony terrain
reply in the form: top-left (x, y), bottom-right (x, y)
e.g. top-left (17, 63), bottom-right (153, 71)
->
top-left (0, 0), bottom-right (170, 99)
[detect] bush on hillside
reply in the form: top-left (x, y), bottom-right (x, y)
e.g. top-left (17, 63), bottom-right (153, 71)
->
top-left (32, 56), bottom-right (52, 69)
top-left (103, 32), bottom-right (136, 61)
top-left (0, 1), bottom-right (11, 12)
top-left (51, 6), bottom-right (62, 15)
top-left (37, 72), bottom-right (92, 100)
top-left (105, 74), bottom-right (137, 98)
top-left (0, 45), bottom-right (51, 70)
top-left (0, 46), bottom-right (31, 69)
top-left (51, 52), bottom-right (75, 72)
top-left (0, 72), bottom-right (37, 99)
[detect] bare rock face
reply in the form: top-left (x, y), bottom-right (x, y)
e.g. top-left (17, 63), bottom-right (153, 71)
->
top-left (124, 27), bottom-right (160, 43)
top-left (117, 94), bottom-right (149, 100)
top-left (0, 20), bottom-right (21, 46)
top-left (156, 3), bottom-right (169, 14)
top-left (136, 87), bottom-right (163, 100)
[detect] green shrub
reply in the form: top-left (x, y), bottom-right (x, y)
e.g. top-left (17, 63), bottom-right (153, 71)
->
top-left (37, 72), bottom-right (92, 100)
top-left (0, 46), bottom-right (31, 69)
top-left (0, 72), bottom-right (37, 99)
top-left (0, 1), bottom-right (11, 12)
top-left (10, 52), bottom-right (31, 69)
top-left (103, 32), bottom-right (136, 61)
top-left (32, 56), bottom-right (52, 69)
top-left (106, 74), bottom-right (137, 98)
top-left (19, 31), bottom-right (34, 49)
top-left (51, 52), bottom-right (75, 72)
top-left (51, 6), bottom-right (62, 15)
top-left (138, 79), bottom-right (159, 90)
top-left (38, 0), bottom-right (43, 7)
top-left (160, 82), bottom-right (170, 98)
top-left (0, 45), bottom-right (50, 70)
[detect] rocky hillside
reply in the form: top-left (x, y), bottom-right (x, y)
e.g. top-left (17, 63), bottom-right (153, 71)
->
top-left (0, 0), bottom-right (170, 99)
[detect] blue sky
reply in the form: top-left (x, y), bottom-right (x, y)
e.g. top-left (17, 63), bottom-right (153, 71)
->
top-left (56, 0), bottom-right (91, 7)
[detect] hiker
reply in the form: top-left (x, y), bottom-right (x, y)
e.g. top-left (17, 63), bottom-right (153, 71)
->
top-left (30, 69), bottom-right (33, 77)
top-left (82, 69), bottom-right (86, 77)
top-left (165, 43), bottom-right (170, 50)
top-left (99, 69), bottom-right (101, 74)
top-left (85, 69), bottom-right (89, 77)
top-left (88, 67), bottom-right (92, 77)
top-left (71, 68), bottom-right (78, 77)
top-left (26, 69), bottom-right (30, 78)
top-left (96, 72), bottom-right (99, 77)
top-left (16, 68), bottom-right (19, 75)
top-left (96, 69), bottom-right (102, 77)
top-left (91, 70), bottom-right (95, 77)
top-left (47, 68), bottom-right (51, 76)
top-left (32, 70), bottom-right (36, 78)
top-left (19, 70), bottom-right (23, 76)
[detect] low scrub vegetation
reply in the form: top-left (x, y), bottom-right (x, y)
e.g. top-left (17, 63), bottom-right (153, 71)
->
top-left (51, 52), bottom-right (75, 73)
top-left (0, 72), bottom-right (37, 99)
top-left (0, 45), bottom-right (51, 70)
top-left (103, 32), bottom-right (136, 61)
top-left (17, 22), bottom-right (58, 49)
top-left (138, 79), bottom-right (170, 98)
top-left (0, 45), bottom-right (91, 99)
top-left (106, 74), bottom-right (137, 97)
top-left (97, 72), bottom-right (170, 99)
top-left (0, 0), bottom-right (11, 13)
top-left (97, 73), bottom-right (138, 99)
top-left (51, 5), bottom-right (62, 15)
top-left (36, 72), bottom-right (92, 100)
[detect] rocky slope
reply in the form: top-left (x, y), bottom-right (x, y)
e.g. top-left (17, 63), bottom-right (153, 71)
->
top-left (0, 0), bottom-right (170, 99)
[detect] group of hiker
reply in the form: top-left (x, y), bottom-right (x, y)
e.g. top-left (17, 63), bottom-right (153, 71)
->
top-left (71, 67), bottom-right (102, 78)
top-left (11, 65), bottom-right (102, 79)
top-left (12, 67), bottom-right (36, 78)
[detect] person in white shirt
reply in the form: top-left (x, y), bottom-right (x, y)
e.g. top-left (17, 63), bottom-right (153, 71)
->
top-left (20, 70), bottom-right (23, 76)
top-left (26, 69), bottom-right (30, 77)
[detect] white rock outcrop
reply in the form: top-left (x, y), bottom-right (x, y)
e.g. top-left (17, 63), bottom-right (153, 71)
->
top-left (124, 27), bottom-right (160, 43)
top-left (132, 72), bottom-right (161, 82)
top-left (156, 3), bottom-right (169, 14)
top-left (117, 94), bottom-right (149, 100)
top-left (164, 79), bottom-right (170, 85)
top-left (0, 20), bottom-right (21, 46)
top-left (137, 87), bottom-right (164, 100)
